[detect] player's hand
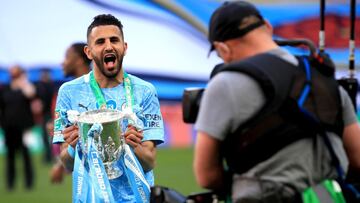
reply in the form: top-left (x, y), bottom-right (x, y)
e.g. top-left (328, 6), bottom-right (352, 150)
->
top-left (63, 125), bottom-right (79, 148)
top-left (124, 125), bottom-right (143, 148)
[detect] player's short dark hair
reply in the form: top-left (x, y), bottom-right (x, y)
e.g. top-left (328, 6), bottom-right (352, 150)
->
top-left (87, 14), bottom-right (124, 41)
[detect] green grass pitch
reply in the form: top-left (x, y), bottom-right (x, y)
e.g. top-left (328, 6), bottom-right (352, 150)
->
top-left (0, 147), bottom-right (204, 203)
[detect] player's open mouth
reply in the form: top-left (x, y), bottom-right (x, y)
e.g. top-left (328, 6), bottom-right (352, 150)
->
top-left (104, 54), bottom-right (116, 68)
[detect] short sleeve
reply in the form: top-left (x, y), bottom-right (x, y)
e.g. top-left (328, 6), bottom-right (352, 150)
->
top-left (139, 84), bottom-right (164, 145)
top-left (52, 85), bottom-right (72, 143)
top-left (195, 72), bottom-right (265, 141)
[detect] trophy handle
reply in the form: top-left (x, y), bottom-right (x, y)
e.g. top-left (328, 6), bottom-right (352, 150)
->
top-left (119, 110), bottom-right (144, 131)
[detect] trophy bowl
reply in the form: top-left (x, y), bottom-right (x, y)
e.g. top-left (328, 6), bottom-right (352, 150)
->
top-left (77, 109), bottom-right (124, 179)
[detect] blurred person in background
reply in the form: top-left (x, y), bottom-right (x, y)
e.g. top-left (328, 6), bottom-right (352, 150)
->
top-left (61, 42), bottom-right (92, 79)
top-left (35, 68), bottom-right (56, 164)
top-left (194, 1), bottom-right (360, 202)
top-left (0, 65), bottom-right (36, 190)
top-left (49, 42), bottom-right (91, 183)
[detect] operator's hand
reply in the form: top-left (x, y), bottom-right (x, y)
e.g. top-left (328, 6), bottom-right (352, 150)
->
top-left (63, 125), bottom-right (79, 148)
top-left (124, 125), bottom-right (143, 148)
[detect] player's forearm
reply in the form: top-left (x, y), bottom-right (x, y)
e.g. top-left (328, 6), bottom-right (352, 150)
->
top-left (133, 143), bottom-right (156, 172)
top-left (60, 147), bottom-right (74, 172)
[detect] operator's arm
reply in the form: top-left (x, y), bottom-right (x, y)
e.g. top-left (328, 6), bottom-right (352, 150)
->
top-left (338, 87), bottom-right (360, 171)
top-left (194, 131), bottom-right (225, 190)
top-left (193, 73), bottom-right (265, 191)
top-left (343, 122), bottom-right (360, 170)
top-left (124, 125), bottom-right (156, 172)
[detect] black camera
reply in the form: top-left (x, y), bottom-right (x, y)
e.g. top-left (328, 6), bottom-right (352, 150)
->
top-left (182, 63), bottom-right (224, 124)
top-left (182, 87), bottom-right (204, 124)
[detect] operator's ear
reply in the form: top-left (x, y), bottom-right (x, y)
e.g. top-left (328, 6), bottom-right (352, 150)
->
top-left (214, 41), bottom-right (231, 63)
top-left (264, 19), bottom-right (273, 34)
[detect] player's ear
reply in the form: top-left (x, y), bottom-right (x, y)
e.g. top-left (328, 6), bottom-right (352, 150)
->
top-left (84, 45), bottom-right (93, 60)
top-left (123, 42), bottom-right (128, 56)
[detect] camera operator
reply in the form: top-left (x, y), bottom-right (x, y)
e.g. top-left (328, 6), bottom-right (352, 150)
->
top-left (193, 1), bottom-right (360, 202)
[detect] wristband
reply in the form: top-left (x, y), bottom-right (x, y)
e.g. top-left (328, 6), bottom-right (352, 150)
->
top-left (67, 145), bottom-right (75, 158)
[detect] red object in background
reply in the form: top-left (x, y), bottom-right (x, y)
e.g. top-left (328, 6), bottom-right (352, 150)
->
top-left (161, 103), bottom-right (193, 147)
top-left (274, 14), bottom-right (360, 49)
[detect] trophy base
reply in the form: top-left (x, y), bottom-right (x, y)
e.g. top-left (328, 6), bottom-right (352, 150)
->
top-left (104, 162), bottom-right (122, 180)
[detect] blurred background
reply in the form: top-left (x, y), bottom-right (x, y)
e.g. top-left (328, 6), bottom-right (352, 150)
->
top-left (0, 0), bottom-right (359, 202)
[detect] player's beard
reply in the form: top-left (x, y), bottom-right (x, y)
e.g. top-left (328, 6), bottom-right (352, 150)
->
top-left (93, 54), bottom-right (124, 78)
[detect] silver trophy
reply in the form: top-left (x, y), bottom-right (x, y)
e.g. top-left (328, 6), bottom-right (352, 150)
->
top-left (77, 109), bottom-right (125, 179)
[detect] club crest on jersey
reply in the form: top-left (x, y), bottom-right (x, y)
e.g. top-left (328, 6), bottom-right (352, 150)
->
top-left (95, 99), bottom-right (117, 109)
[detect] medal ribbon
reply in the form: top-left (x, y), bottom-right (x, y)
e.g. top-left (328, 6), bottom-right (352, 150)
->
top-left (87, 71), bottom-right (150, 202)
top-left (89, 71), bottom-right (134, 110)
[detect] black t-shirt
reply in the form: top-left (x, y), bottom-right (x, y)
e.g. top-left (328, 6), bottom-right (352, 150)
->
top-left (0, 85), bottom-right (34, 130)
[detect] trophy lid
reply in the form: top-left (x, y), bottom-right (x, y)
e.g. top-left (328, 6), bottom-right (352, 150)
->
top-left (78, 109), bottom-right (123, 124)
